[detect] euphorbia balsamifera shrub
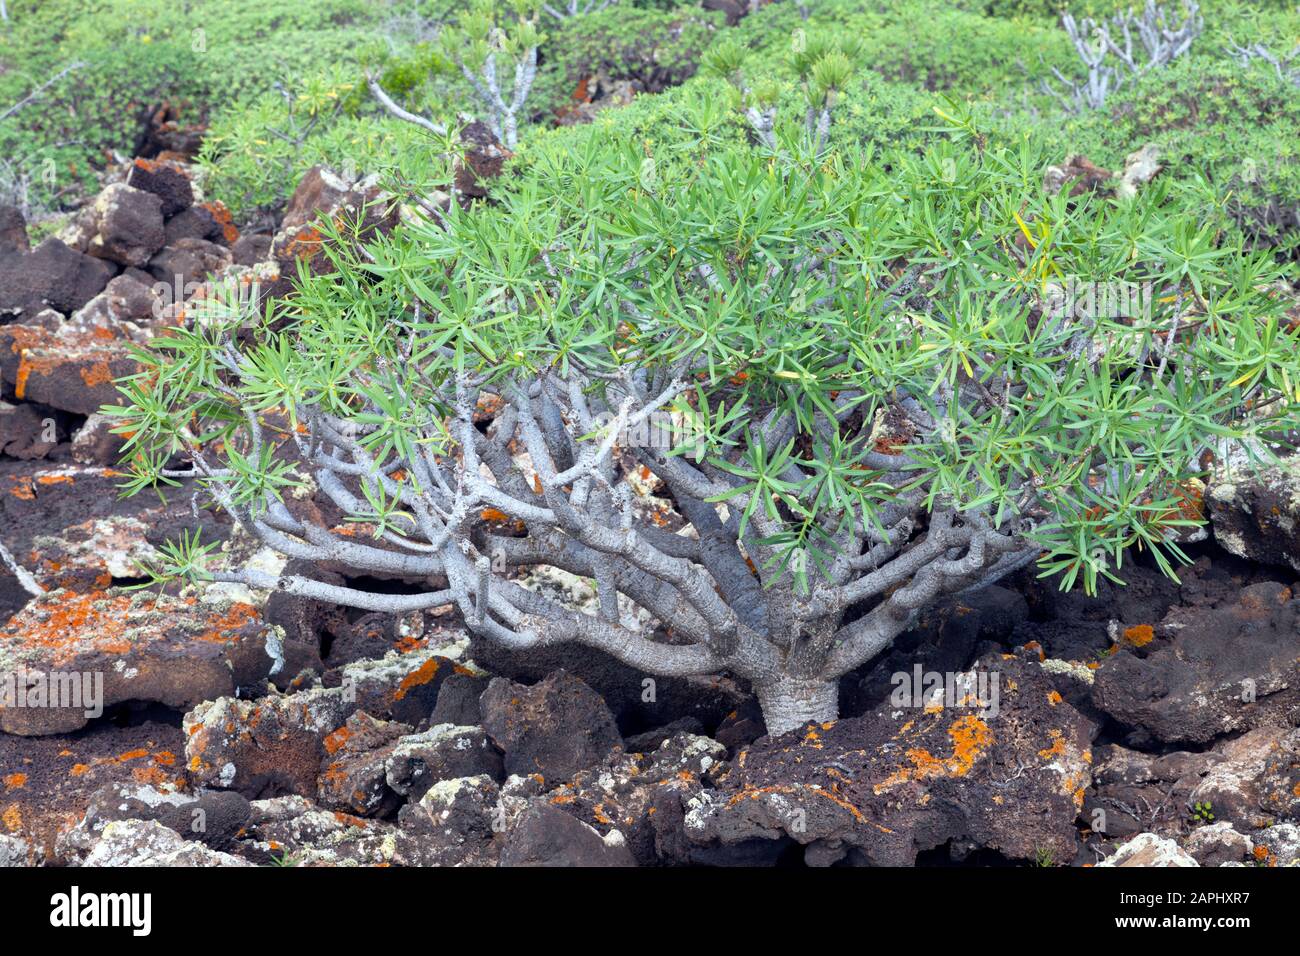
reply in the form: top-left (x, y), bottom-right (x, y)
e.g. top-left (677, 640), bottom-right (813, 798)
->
top-left (107, 122), bottom-right (1300, 735)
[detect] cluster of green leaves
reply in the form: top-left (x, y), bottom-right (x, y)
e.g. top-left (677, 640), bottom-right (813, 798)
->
top-left (444, 0), bottom-right (545, 68)
top-left (197, 66), bottom-right (457, 219)
top-left (111, 104), bottom-right (1300, 595)
top-left (1038, 55), bottom-right (1300, 253)
top-left (527, 5), bottom-right (723, 117)
top-left (727, 0), bottom-right (1076, 96)
top-left (0, 0), bottom-right (385, 211)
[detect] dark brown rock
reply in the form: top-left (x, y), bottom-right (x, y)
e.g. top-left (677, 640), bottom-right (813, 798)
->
top-left (0, 589), bottom-right (277, 735)
top-left (1092, 582), bottom-right (1300, 744)
top-left (147, 237), bottom-right (232, 289)
top-left (479, 670), bottom-right (623, 784)
top-left (0, 401), bottom-right (56, 460)
top-left (0, 204), bottom-right (28, 254)
top-left (394, 775), bottom-right (502, 866)
top-left (85, 183), bottom-right (166, 267)
top-left (500, 799), bottom-right (636, 866)
top-left (683, 654), bottom-right (1096, 866)
top-left (0, 238), bottom-right (115, 318)
top-left (384, 723), bottom-right (504, 801)
top-left (315, 711), bottom-right (412, 817)
top-left (125, 158), bottom-right (194, 217)
top-left (0, 322), bottom-right (142, 416)
top-left (1207, 456), bottom-right (1300, 573)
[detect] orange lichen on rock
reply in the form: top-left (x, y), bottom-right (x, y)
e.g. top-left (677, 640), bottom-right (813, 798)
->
top-left (322, 725), bottom-right (352, 755)
top-left (202, 201), bottom-right (240, 244)
top-left (132, 765), bottom-right (168, 786)
top-left (1122, 624), bottom-right (1154, 647)
top-left (5, 589), bottom-right (135, 665)
top-left (393, 657), bottom-right (441, 701)
top-left (3, 773), bottom-right (27, 791)
top-left (873, 715), bottom-right (992, 794)
top-left (79, 361), bottom-right (114, 388)
top-left (1038, 730), bottom-right (1066, 760)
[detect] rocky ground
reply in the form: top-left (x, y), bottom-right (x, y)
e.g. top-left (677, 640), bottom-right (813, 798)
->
top-left (1, 123), bottom-right (1299, 868)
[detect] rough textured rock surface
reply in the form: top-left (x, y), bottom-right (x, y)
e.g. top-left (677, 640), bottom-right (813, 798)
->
top-left (182, 648), bottom-right (465, 798)
top-left (260, 165), bottom-right (398, 303)
top-left (0, 589), bottom-right (276, 735)
top-left (183, 688), bottom-right (351, 799)
top-left (0, 204), bottom-right (27, 254)
top-left (684, 653), bottom-right (1096, 866)
top-left (0, 237), bottom-right (115, 318)
top-left (0, 402), bottom-right (56, 460)
top-left (0, 713), bottom-right (185, 859)
top-left (1085, 744), bottom-right (1222, 839)
top-left (500, 799), bottom-right (636, 867)
top-left (1208, 455), bottom-right (1300, 573)
top-left (65, 273), bottom-right (161, 339)
top-left (1091, 582), bottom-right (1299, 744)
top-left (469, 634), bottom-right (748, 737)
top-left (0, 323), bottom-right (142, 415)
top-left (77, 818), bottom-right (252, 867)
top-left (479, 670), bottom-right (624, 785)
top-left (0, 834), bottom-right (34, 866)
top-left (56, 782), bottom-right (250, 861)
top-left (1183, 822), bottom-right (1254, 866)
top-left (84, 183), bottom-right (166, 267)
top-left (536, 732), bottom-right (727, 865)
top-left (1188, 725), bottom-right (1300, 832)
top-left (1097, 832), bottom-right (1198, 867)
top-left (384, 723), bottom-right (504, 801)
top-left (315, 711), bottom-right (412, 817)
top-left (394, 774), bottom-right (502, 866)
top-left (125, 158), bottom-right (195, 218)
top-left (240, 795), bottom-right (399, 866)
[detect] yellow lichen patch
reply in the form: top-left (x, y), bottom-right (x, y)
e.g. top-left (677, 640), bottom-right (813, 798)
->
top-left (1, 804), bottom-right (22, 831)
top-left (1047, 690), bottom-right (1063, 706)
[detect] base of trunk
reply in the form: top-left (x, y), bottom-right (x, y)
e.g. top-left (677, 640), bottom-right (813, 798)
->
top-left (756, 678), bottom-right (839, 737)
